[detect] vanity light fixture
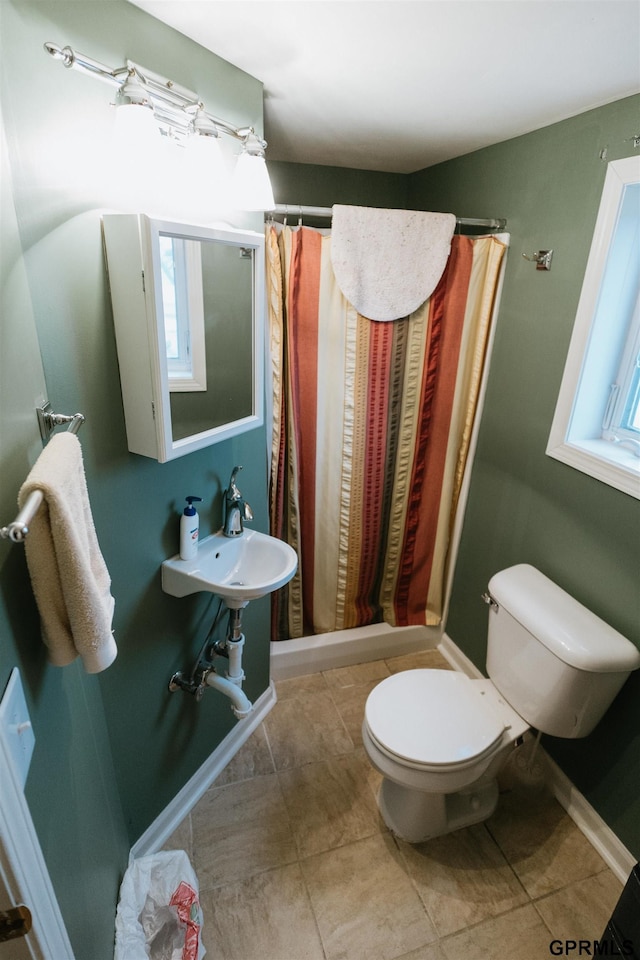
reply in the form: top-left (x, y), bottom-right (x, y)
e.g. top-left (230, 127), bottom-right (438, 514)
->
top-left (113, 68), bottom-right (159, 146)
top-left (231, 131), bottom-right (276, 212)
top-left (43, 41), bottom-right (275, 212)
top-left (187, 105), bottom-right (229, 189)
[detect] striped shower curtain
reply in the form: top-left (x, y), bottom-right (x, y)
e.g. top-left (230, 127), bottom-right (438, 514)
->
top-left (267, 224), bottom-right (506, 640)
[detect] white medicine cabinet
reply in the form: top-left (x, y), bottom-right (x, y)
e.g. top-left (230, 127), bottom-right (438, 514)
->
top-left (103, 214), bottom-right (265, 462)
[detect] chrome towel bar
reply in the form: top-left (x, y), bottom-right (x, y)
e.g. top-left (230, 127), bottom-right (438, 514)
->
top-left (1, 405), bottom-right (85, 543)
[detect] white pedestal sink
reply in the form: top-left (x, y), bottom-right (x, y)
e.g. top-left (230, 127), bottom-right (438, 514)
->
top-left (161, 528), bottom-right (298, 608)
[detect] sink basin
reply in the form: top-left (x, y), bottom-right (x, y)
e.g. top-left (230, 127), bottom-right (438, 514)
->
top-left (161, 528), bottom-right (298, 607)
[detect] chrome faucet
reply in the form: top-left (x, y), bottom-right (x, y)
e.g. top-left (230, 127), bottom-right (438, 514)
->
top-left (223, 465), bottom-right (254, 537)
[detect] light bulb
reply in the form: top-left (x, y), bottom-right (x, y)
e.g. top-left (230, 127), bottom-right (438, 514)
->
top-left (187, 131), bottom-right (228, 184)
top-left (113, 70), bottom-right (158, 149)
top-left (231, 151), bottom-right (275, 211)
top-left (113, 101), bottom-right (159, 147)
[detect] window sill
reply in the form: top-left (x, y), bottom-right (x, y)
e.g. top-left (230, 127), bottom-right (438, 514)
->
top-left (546, 437), bottom-right (640, 499)
top-left (168, 375), bottom-right (207, 393)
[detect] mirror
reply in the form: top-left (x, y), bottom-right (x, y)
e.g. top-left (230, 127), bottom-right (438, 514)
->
top-left (103, 215), bottom-right (264, 461)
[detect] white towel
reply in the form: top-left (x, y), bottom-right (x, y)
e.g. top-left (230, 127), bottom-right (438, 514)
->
top-left (331, 205), bottom-right (456, 321)
top-left (18, 432), bottom-right (117, 673)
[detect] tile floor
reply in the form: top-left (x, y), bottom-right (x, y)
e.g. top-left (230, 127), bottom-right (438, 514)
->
top-left (164, 650), bottom-right (624, 960)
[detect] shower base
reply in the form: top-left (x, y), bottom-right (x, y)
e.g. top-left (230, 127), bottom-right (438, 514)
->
top-left (270, 622), bottom-right (441, 680)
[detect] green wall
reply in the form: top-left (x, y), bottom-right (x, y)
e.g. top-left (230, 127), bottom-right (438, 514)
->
top-left (269, 158), bottom-right (410, 218)
top-left (409, 96), bottom-right (640, 857)
top-left (0, 3), bottom-right (270, 957)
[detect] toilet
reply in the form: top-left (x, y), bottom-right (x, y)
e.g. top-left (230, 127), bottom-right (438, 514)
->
top-left (362, 564), bottom-right (640, 843)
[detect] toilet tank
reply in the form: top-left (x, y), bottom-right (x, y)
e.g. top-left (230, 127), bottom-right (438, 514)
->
top-left (485, 564), bottom-right (640, 738)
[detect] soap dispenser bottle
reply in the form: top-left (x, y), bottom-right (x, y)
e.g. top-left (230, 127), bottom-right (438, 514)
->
top-left (180, 496), bottom-right (202, 560)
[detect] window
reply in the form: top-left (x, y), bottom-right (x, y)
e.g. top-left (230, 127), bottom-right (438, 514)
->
top-left (547, 156), bottom-right (640, 499)
top-left (159, 236), bottom-right (207, 392)
top-left (605, 286), bottom-right (640, 442)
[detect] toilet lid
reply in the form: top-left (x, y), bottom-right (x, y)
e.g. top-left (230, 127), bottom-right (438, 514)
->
top-left (365, 670), bottom-right (506, 767)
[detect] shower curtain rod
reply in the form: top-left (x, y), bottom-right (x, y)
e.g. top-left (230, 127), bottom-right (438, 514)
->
top-left (272, 204), bottom-right (507, 231)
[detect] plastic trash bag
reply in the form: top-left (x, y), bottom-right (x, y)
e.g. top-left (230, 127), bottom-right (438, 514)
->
top-left (115, 850), bottom-right (205, 960)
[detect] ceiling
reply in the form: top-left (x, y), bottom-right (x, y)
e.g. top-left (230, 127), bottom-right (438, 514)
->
top-left (127, 1), bottom-right (640, 174)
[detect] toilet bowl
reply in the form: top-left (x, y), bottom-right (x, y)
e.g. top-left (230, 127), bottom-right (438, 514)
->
top-left (362, 670), bottom-right (529, 842)
top-left (361, 564), bottom-right (640, 844)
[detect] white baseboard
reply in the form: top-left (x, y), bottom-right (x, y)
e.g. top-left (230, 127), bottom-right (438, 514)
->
top-left (270, 622), bottom-right (440, 680)
top-left (438, 632), bottom-right (485, 678)
top-left (439, 633), bottom-right (636, 884)
top-left (543, 754), bottom-right (636, 884)
top-left (130, 682), bottom-right (277, 861)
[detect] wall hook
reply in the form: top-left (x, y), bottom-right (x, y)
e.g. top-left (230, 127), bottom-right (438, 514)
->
top-left (522, 249), bottom-right (553, 271)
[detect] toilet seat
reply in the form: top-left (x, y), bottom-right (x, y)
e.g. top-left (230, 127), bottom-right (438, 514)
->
top-left (365, 670), bottom-right (517, 772)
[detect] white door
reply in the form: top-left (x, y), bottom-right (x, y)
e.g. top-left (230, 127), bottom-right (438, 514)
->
top-left (1, 847), bottom-right (35, 960)
top-left (0, 735), bottom-right (74, 960)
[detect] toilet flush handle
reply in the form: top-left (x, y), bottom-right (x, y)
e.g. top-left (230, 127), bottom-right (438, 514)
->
top-left (481, 591), bottom-right (499, 612)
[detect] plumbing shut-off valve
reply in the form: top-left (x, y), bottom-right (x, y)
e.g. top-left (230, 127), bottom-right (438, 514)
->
top-left (168, 606), bottom-right (252, 719)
